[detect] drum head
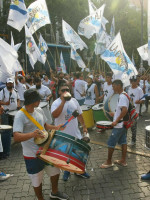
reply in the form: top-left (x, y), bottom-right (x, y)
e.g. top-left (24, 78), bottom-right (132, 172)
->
top-left (38, 154), bottom-right (84, 174)
top-left (39, 102), bottom-right (48, 108)
top-left (92, 103), bottom-right (103, 110)
top-left (0, 125), bottom-right (12, 130)
top-left (108, 94), bottom-right (119, 112)
top-left (145, 125), bottom-right (150, 131)
top-left (96, 121), bottom-right (112, 126)
top-left (8, 110), bottom-right (18, 116)
top-left (81, 105), bottom-right (91, 111)
top-left (34, 131), bottom-right (49, 145)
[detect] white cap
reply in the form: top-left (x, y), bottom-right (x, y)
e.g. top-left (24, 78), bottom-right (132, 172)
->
top-left (88, 75), bottom-right (93, 80)
top-left (6, 78), bottom-right (14, 83)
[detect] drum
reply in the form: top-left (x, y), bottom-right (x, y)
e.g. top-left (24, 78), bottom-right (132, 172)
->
top-left (37, 131), bottom-right (91, 174)
top-left (81, 105), bottom-right (94, 128)
top-left (0, 125), bottom-right (12, 158)
top-left (145, 125), bottom-right (150, 149)
top-left (96, 121), bottom-right (113, 129)
top-left (8, 110), bottom-right (18, 126)
top-left (39, 101), bottom-right (52, 124)
top-left (104, 94), bottom-right (119, 121)
top-left (92, 103), bottom-right (108, 122)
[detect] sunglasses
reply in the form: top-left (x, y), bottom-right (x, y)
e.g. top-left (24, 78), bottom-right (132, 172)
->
top-left (61, 88), bottom-right (70, 92)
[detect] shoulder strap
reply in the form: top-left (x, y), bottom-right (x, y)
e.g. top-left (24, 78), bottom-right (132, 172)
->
top-left (3, 88), bottom-right (5, 99)
top-left (20, 108), bottom-right (44, 130)
top-left (122, 92), bottom-right (130, 101)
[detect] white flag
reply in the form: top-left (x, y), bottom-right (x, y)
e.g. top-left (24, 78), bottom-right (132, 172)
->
top-left (11, 32), bottom-right (23, 72)
top-left (38, 34), bottom-right (48, 64)
top-left (88, 0), bottom-right (108, 30)
top-left (110, 16), bottom-right (115, 40)
top-left (27, 0), bottom-right (51, 34)
top-left (25, 25), bottom-right (41, 68)
top-left (71, 48), bottom-right (86, 69)
top-left (0, 38), bottom-right (18, 82)
top-left (7, 0), bottom-right (28, 32)
top-left (101, 32), bottom-right (137, 87)
top-left (60, 52), bottom-right (67, 73)
top-left (148, 0), bottom-right (150, 65)
top-left (62, 20), bottom-right (88, 51)
top-left (78, 4), bottom-right (105, 39)
top-left (137, 44), bottom-right (148, 61)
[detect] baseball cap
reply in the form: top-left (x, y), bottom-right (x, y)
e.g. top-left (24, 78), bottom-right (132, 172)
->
top-left (6, 78), bottom-right (14, 83)
top-left (88, 75), bottom-right (94, 80)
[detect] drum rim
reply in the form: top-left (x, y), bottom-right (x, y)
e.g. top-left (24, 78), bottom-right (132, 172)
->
top-left (96, 121), bottom-right (112, 126)
top-left (145, 125), bottom-right (150, 131)
top-left (55, 132), bottom-right (91, 151)
top-left (0, 125), bottom-right (12, 129)
top-left (92, 103), bottom-right (103, 110)
top-left (81, 105), bottom-right (92, 111)
top-left (39, 101), bottom-right (48, 108)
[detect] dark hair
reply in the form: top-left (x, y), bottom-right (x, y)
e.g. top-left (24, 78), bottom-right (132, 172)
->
top-left (58, 83), bottom-right (69, 91)
top-left (34, 77), bottom-right (41, 83)
top-left (112, 79), bottom-right (123, 87)
top-left (106, 72), bottom-right (112, 77)
top-left (76, 72), bottom-right (82, 79)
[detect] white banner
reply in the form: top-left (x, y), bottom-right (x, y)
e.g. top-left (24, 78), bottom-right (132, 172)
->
top-left (71, 48), bottom-right (86, 69)
top-left (27, 0), bottom-right (51, 34)
top-left (38, 34), bottom-right (48, 64)
top-left (0, 38), bottom-right (18, 82)
top-left (137, 44), bottom-right (148, 61)
top-left (78, 4), bottom-right (105, 39)
top-left (62, 20), bottom-right (88, 51)
top-left (60, 52), bottom-right (67, 73)
top-left (7, 0), bottom-right (28, 32)
top-left (25, 25), bottom-right (41, 68)
top-left (101, 32), bottom-right (137, 87)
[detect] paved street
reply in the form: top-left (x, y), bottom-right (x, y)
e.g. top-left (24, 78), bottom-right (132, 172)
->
top-left (0, 111), bottom-right (150, 200)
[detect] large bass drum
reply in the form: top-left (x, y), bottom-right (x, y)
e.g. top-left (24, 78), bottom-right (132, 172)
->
top-left (37, 131), bottom-right (91, 174)
top-left (103, 94), bottom-right (119, 121)
top-left (92, 103), bottom-right (108, 122)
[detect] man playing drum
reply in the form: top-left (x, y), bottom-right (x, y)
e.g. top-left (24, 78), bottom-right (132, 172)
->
top-left (100, 80), bottom-right (129, 168)
top-left (51, 83), bottom-right (90, 181)
top-left (13, 89), bottom-right (69, 200)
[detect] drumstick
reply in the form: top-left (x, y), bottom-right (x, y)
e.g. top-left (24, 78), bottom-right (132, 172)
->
top-left (41, 129), bottom-right (56, 155)
top-left (139, 93), bottom-right (148, 100)
top-left (62, 110), bottom-right (79, 128)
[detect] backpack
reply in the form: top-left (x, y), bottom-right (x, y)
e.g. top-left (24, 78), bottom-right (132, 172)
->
top-left (122, 92), bottom-right (139, 129)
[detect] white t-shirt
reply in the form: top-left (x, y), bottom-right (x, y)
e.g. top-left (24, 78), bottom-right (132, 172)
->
top-left (84, 83), bottom-right (96, 106)
top-left (113, 93), bottom-right (129, 128)
top-left (128, 86), bottom-right (144, 113)
top-left (145, 81), bottom-right (150, 96)
top-left (42, 80), bottom-right (51, 88)
top-left (51, 98), bottom-right (82, 139)
top-left (31, 84), bottom-right (51, 101)
top-left (13, 107), bottom-right (47, 157)
top-left (15, 81), bottom-right (26, 101)
top-left (0, 87), bottom-right (20, 111)
top-left (103, 82), bottom-right (114, 103)
top-left (74, 80), bottom-right (87, 100)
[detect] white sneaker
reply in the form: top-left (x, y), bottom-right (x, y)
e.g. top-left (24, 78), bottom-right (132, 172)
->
top-left (0, 172), bottom-right (11, 181)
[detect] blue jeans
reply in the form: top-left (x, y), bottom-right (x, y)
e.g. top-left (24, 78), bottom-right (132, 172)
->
top-left (107, 127), bottom-right (127, 148)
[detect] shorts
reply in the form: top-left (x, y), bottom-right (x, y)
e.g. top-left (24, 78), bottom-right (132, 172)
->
top-left (107, 127), bottom-right (127, 148)
top-left (24, 157), bottom-right (60, 187)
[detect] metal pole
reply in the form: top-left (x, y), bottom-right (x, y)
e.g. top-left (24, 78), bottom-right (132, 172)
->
top-left (140, 0), bottom-right (144, 68)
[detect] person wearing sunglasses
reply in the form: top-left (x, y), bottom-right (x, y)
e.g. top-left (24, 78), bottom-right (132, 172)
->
top-left (51, 83), bottom-right (90, 181)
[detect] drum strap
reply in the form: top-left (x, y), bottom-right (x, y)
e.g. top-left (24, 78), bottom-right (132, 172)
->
top-left (20, 108), bottom-right (44, 130)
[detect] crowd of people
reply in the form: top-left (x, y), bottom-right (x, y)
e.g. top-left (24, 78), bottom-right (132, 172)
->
top-left (0, 69), bottom-right (150, 200)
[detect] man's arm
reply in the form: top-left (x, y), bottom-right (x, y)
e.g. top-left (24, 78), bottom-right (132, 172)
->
top-left (52, 100), bottom-right (65, 118)
top-left (112, 106), bottom-right (128, 126)
top-left (13, 130), bottom-right (43, 142)
top-left (77, 114), bottom-right (88, 133)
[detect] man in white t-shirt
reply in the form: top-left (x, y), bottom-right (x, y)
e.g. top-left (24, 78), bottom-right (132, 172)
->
top-left (15, 75), bottom-right (26, 107)
top-left (99, 72), bottom-right (114, 104)
top-left (128, 76), bottom-right (144, 146)
top-left (51, 83), bottom-right (90, 181)
top-left (13, 89), bottom-right (69, 200)
top-left (100, 80), bottom-right (129, 168)
top-left (31, 77), bottom-right (52, 124)
top-left (144, 75), bottom-right (150, 112)
top-left (74, 72), bottom-right (87, 106)
top-left (0, 78), bottom-right (20, 125)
